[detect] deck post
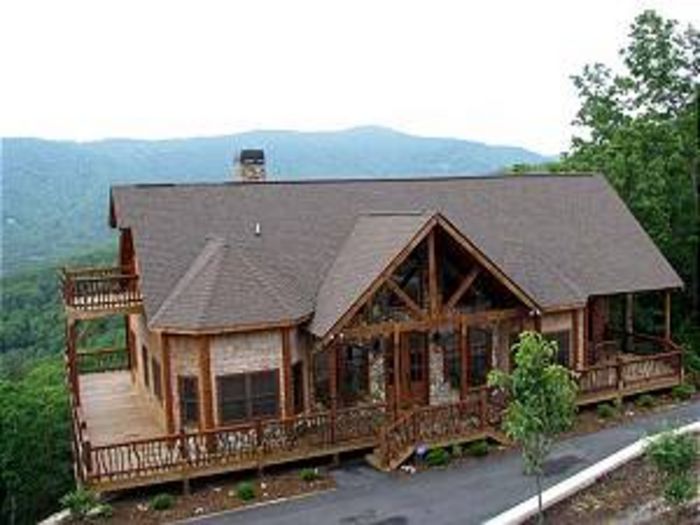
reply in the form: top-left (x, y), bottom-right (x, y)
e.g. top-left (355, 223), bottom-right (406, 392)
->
top-left (615, 354), bottom-right (624, 403)
top-left (664, 290), bottom-right (671, 342)
top-left (66, 319), bottom-right (80, 406)
top-left (179, 427), bottom-right (191, 495)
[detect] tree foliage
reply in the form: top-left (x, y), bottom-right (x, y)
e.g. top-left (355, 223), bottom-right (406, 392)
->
top-left (0, 359), bottom-right (72, 525)
top-left (489, 331), bottom-right (578, 521)
top-left (564, 10), bottom-right (699, 323)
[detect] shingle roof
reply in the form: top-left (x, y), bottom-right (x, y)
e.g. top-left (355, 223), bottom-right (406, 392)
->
top-left (111, 174), bottom-right (683, 334)
top-left (310, 213), bottom-right (434, 336)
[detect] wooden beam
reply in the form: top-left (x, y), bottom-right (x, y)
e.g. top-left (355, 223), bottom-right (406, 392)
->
top-left (428, 229), bottom-right (439, 315)
top-left (323, 217), bottom-right (439, 344)
top-left (435, 216), bottom-right (539, 310)
top-left (445, 267), bottom-right (481, 310)
top-left (342, 307), bottom-right (527, 340)
top-left (198, 335), bottom-right (215, 430)
top-left (385, 279), bottom-right (425, 319)
top-left (583, 303), bottom-right (591, 366)
top-left (161, 333), bottom-right (175, 434)
top-left (664, 290), bottom-right (671, 342)
top-left (625, 293), bottom-right (634, 352)
top-left (281, 328), bottom-right (293, 417)
top-left (393, 324), bottom-right (401, 415)
top-left (533, 314), bottom-right (542, 333)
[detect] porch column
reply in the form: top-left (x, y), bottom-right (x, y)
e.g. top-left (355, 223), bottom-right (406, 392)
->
top-left (329, 343), bottom-right (338, 412)
top-left (281, 328), bottom-right (293, 417)
top-left (160, 332), bottom-right (175, 434)
top-left (664, 290), bottom-right (671, 342)
top-left (460, 317), bottom-right (468, 400)
top-left (625, 293), bottom-right (634, 352)
top-left (198, 335), bottom-right (215, 430)
top-left (393, 324), bottom-right (401, 414)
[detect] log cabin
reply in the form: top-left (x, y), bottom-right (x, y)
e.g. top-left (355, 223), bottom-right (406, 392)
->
top-left (61, 151), bottom-right (684, 491)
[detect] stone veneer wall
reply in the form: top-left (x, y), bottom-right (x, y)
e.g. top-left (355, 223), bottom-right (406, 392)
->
top-left (128, 313), bottom-right (166, 429)
top-left (368, 352), bottom-right (385, 403)
top-left (429, 341), bottom-right (460, 405)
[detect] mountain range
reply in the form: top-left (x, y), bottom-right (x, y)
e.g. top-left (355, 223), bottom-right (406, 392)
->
top-left (1, 126), bottom-right (547, 275)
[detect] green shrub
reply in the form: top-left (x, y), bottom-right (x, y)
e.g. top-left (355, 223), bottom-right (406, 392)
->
top-left (671, 383), bottom-right (696, 401)
top-left (465, 440), bottom-right (490, 457)
top-left (150, 493), bottom-right (175, 511)
top-left (425, 448), bottom-right (450, 467)
top-left (236, 481), bottom-right (256, 501)
top-left (646, 431), bottom-right (699, 508)
top-left (636, 394), bottom-right (656, 409)
top-left (663, 474), bottom-right (696, 506)
top-left (646, 432), bottom-right (698, 477)
top-left (596, 403), bottom-right (617, 419)
top-left (299, 467), bottom-right (320, 482)
top-left (450, 444), bottom-right (462, 458)
top-left (60, 487), bottom-right (98, 518)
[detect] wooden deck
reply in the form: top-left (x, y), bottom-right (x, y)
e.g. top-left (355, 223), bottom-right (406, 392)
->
top-left (80, 371), bottom-right (164, 446)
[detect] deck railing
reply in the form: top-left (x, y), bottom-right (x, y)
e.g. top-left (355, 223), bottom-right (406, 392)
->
top-left (578, 334), bottom-right (683, 402)
top-left (378, 386), bottom-right (507, 469)
top-left (77, 347), bottom-right (130, 374)
top-left (82, 403), bottom-right (388, 488)
top-left (60, 267), bottom-right (141, 311)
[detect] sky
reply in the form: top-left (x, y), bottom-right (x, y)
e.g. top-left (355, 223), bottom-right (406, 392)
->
top-left (1, 0), bottom-right (697, 154)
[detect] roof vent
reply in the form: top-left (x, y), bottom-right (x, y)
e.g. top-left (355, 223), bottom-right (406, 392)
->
top-left (235, 149), bottom-right (266, 182)
top-left (254, 222), bottom-right (261, 236)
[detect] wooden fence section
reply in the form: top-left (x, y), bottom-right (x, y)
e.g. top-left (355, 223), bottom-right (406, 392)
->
top-left (60, 267), bottom-right (142, 313)
top-left (83, 404), bottom-right (388, 491)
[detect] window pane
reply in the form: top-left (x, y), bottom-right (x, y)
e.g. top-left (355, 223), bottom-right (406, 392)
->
top-left (152, 357), bottom-right (162, 402)
top-left (545, 331), bottom-right (571, 367)
top-left (142, 346), bottom-right (149, 387)
top-left (469, 328), bottom-right (492, 386)
top-left (180, 376), bottom-right (199, 425)
top-left (218, 375), bottom-right (247, 423)
top-left (250, 370), bottom-right (279, 418)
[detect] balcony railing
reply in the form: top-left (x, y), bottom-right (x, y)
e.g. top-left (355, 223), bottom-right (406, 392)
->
top-left (60, 266), bottom-right (142, 312)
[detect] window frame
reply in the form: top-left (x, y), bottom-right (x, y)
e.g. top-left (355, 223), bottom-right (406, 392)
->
top-left (151, 356), bottom-right (163, 402)
top-left (179, 375), bottom-right (200, 427)
top-left (544, 330), bottom-right (571, 368)
top-left (217, 370), bottom-right (280, 424)
top-left (141, 345), bottom-right (150, 388)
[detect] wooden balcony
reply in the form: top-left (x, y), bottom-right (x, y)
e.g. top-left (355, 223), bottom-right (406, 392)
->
top-left (60, 266), bottom-right (142, 319)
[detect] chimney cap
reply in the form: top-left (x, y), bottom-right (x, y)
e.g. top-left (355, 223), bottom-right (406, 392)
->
top-left (239, 149), bottom-right (265, 165)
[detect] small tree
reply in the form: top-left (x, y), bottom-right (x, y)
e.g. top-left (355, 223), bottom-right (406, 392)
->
top-left (488, 331), bottom-right (578, 522)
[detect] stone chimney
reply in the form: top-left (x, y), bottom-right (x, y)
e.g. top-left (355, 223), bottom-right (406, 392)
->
top-left (235, 149), bottom-right (266, 182)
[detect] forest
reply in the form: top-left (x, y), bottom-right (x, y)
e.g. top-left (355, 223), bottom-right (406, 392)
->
top-left (0, 9), bottom-right (698, 525)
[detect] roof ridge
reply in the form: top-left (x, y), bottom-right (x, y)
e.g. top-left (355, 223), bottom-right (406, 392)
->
top-left (112, 172), bottom-right (602, 191)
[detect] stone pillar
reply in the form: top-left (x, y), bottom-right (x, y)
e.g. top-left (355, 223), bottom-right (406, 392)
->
top-left (368, 349), bottom-right (385, 403)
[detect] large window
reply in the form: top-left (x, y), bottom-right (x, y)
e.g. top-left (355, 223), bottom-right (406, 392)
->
top-left (218, 370), bottom-right (279, 423)
top-left (179, 376), bottom-right (199, 426)
top-left (469, 328), bottom-right (492, 386)
top-left (141, 345), bottom-right (150, 387)
top-left (545, 331), bottom-right (571, 367)
top-left (152, 357), bottom-right (162, 402)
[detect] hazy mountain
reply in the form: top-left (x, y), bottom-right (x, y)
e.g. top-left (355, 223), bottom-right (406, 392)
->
top-left (2, 126), bottom-right (547, 275)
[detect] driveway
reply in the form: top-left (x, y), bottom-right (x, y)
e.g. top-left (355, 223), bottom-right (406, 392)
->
top-left (192, 400), bottom-right (699, 525)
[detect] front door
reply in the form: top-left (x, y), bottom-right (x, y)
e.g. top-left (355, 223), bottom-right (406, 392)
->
top-left (400, 331), bottom-right (428, 408)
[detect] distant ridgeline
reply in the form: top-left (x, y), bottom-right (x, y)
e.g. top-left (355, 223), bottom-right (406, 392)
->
top-left (1, 126), bottom-right (547, 276)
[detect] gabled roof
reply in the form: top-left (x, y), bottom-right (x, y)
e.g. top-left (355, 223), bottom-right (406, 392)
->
top-left (149, 236), bottom-right (311, 331)
top-left (310, 212), bottom-right (434, 336)
top-left (111, 174), bottom-right (683, 334)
